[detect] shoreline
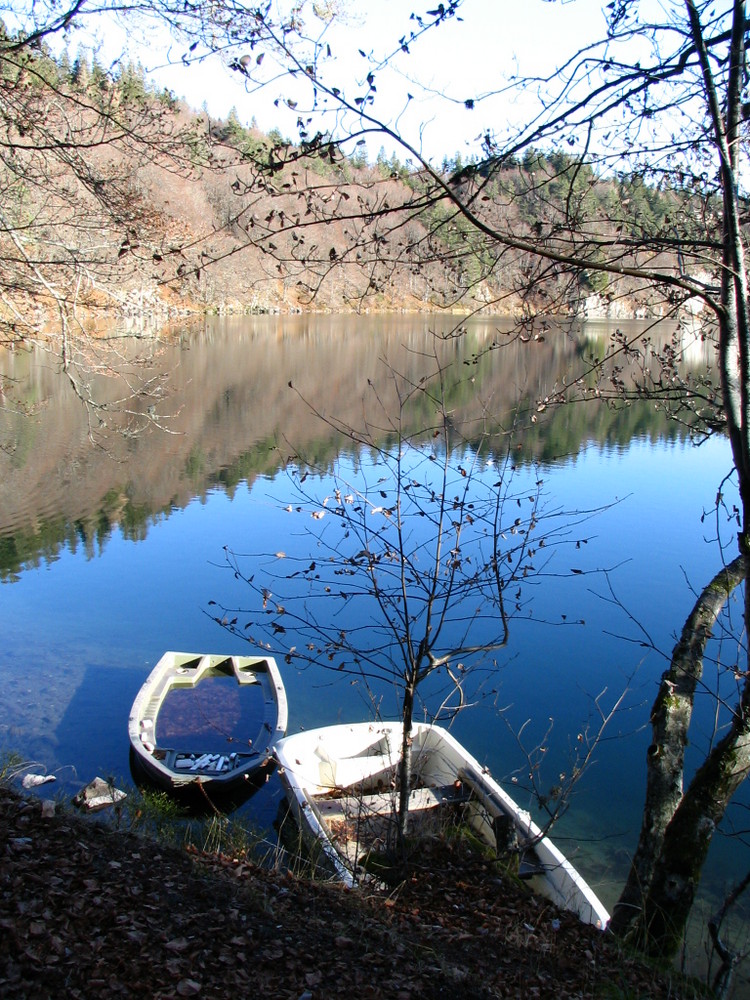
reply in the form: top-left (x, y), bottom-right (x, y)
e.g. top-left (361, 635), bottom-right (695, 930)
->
top-left (0, 782), bottom-right (704, 999)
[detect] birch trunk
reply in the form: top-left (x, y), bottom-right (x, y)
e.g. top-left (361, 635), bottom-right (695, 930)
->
top-left (637, 707), bottom-right (750, 957)
top-left (397, 681), bottom-right (416, 840)
top-left (610, 557), bottom-right (746, 940)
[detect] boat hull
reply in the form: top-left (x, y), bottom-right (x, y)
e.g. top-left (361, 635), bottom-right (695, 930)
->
top-left (128, 651), bottom-right (287, 794)
top-left (274, 721), bottom-right (609, 929)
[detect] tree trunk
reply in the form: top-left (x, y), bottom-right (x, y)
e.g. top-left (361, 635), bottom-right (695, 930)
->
top-left (636, 709), bottom-right (750, 957)
top-left (397, 680), bottom-right (416, 839)
top-left (610, 555), bottom-right (746, 939)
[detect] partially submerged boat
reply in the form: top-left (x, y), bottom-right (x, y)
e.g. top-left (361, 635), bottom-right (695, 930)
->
top-left (129, 651), bottom-right (287, 793)
top-left (274, 721), bottom-right (609, 928)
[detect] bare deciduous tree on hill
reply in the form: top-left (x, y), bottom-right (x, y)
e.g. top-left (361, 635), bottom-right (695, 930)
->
top-left (0, 19), bottom-right (204, 434)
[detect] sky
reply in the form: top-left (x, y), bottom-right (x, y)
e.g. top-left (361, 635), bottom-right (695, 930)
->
top-left (56, 0), bottom-right (616, 162)
top-left (162, 0), bottom-right (607, 148)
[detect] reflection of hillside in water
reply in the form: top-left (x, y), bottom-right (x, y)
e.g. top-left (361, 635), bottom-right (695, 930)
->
top-left (0, 314), bottom-right (714, 576)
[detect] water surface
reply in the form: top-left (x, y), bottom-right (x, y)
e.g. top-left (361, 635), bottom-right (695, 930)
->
top-left (0, 314), bottom-right (744, 926)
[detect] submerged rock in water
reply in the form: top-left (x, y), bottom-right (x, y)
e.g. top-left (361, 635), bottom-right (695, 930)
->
top-left (73, 776), bottom-right (126, 812)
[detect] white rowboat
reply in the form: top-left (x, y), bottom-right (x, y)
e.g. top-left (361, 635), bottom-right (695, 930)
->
top-left (129, 651), bottom-right (287, 792)
top-left (275, 721), bottom-right (609, 929)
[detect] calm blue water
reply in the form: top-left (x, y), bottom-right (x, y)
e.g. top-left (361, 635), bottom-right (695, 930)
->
top-left (0, 317), bottom-right (746, 932)
top-left (2, 437), bottom-right (742, 886)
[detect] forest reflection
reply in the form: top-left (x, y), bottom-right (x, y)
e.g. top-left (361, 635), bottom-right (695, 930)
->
top-left (0, 313), bottom-right (714, 578)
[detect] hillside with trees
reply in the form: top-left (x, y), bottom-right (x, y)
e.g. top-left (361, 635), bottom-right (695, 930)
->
top-left (0, 28), bottom-right (691, 353)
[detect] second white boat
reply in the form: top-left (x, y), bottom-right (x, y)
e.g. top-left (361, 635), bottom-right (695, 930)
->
top-left (275, 720), bottom-right (609, 929)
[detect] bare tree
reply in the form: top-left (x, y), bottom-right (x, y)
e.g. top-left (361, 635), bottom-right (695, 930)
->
top-left (210, 352), bottom-right (603, 839)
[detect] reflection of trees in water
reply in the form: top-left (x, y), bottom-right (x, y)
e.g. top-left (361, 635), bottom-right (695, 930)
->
top-left (0, 315), bottom-right (715, 577)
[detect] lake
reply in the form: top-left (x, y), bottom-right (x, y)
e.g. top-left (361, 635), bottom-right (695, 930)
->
top-left (0, 313), bottom-right (746, 935)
